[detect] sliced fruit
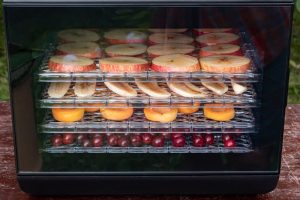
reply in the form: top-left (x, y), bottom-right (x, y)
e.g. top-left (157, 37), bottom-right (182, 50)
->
top-left (151, 54), bottom-right (200, 72)
top-left (48, 55), bottom-right (96, 72)
top-left (56, 42), bottom-right (101, 59)
top-left (199, 44), bottom-right (242, 57)
top-left (201, 78), bottom-right (228, 95)
top-left (81, 103), bottom-right (102, 112)
top-left (135, 79), bottom-right (171, 98)
top-left (47, 82), bottom-right (70, 98)
top-left (148, 28), bottom-right (187, 33)
top-left (148, 33), bottom-right (193, 44)
top-left (230, 78), bottom-right (247, 94)
top-left (58, 29), bottom-right (100, 42)
top-left (167, 80), bottom-right (207, 98)
top-left (104, 81), bottom-right (137, 97)
top-left (177, 102), bottom-right (200, 114)
top-left (100, 103), bottom-right (133, 121)
top-left (74, 79), bottom-right (96, 97)
top-left (199, 55), bottom-right (250, 73)
top-left (193, 28), bottom-right (233, 36)
top-left (196, 32), bottom-right (240, 46)
top-left (203, 103), bottom-right (235, 122)
top-left (52, 107), bottom-right (85, 122)
top-left (105, 44), bottom-right (147, 57)
top-left (147, 43), bottom-right (195, 57)
top-left (144, 105), bottom-right (178, 123)
top-left (100, 56), bottom-right (148, 73)
top-left (104, 29), bottom-right (147, 44)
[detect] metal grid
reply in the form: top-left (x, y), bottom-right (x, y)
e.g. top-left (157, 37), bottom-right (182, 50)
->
top-left (40, 108), bottom-right (257, 134)
top-left (37, 32), bottom-right (262, 83)
top-left (39, 81), bottom-right (258, 108)
top-left (42, 134), bottom-right (253, 154)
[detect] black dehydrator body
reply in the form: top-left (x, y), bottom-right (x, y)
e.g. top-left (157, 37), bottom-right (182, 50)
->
top-left (3, 0), bottom-right (293, 195)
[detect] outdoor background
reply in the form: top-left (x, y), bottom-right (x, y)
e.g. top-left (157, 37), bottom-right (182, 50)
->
top-left (0, 2), bottom-right (299, 102)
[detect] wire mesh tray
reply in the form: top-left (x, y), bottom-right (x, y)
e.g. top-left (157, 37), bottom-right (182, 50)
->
top-left (39, 109), bottom-right (257, 134)
top-left (37, 40), bottom-right (262, 83)
top-left (39, 81), bottom-right (259, 108)
top-left (41, 134), bottom-right (253, 154)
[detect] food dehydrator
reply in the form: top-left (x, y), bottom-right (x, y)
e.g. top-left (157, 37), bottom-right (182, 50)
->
top-left (3, 0), bottom-right (294, 195)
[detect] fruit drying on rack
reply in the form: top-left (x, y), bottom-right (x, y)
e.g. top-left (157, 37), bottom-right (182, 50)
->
top-left (167, 81), bottom-right (207, 98)
top-left (105, 44), bottom-right (147, 57)
top-left (199, 44), bottom-right (242, 57)
top-left (151, 54), bottom-right (200, 72)
top-left (177, 102), bottom-right (200, 114)
top-left (99, 56), bottom-right (148, 72)
top-left (203, 104), bottom-right (235, 122)
top-left (56, 42), bottom-right (101, 59)
top-left (52, 107), bottom-right (85, 122)
top-left (58, 29), bottom-right (100, 43)
top-left (104, 81), bottom-right (137, 97)
top-left (135, 79), bottom-right (171, 98)
top-left (148, 28), bottom-right (187, 33)
top-left (104, 29), bottom-right (147, 44)
top-left (48, 55), bottom-right (96, 72)
top-left (230, 78), bottom-right (248, 95)
top-left (144, 106), bottom-right (178, 123)
top-left (201, 78), bottom-right (228, 95)
top-left (47, 82), bottom-right (70, 98)
top-left (193, 28), bottom-right (233, 36)
top-left (147, 43), bottom-right (195, 57)
top-left (196, 32), bottom-right (240, 46)
top-left (100, 103), bottom-right (134, 121)
top-left (148, 33), bottom-right (194, 44)
top-left (74, 80), bottom-right (96, 97)
top-left (81, 103), bottom-right (102, 112)
top-left (199, 55), bottom-right (250, 73)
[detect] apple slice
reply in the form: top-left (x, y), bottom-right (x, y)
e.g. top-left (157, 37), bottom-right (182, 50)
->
top-left (199, 44), bottom-right (242, 57)
top-left (148, 28), bottom-right (187, 33)
top-left (196, 32), bottom-right (240, 47)
top-left (193, 28), bottom-right (233, 36)
top-left (152, 54), bottom-right (200, 72)
top-left (199, 55), bottom-right (250, 73)
top-left (100, 56), bottom-right (148, 73)
top-left (147, 44), bottom-right (195, 58)
top-left (104, 29), bottom-right (147, 44)
top-left (58, 29), bottom-right (100, 42)
top-left (135, 78), bottom-right (171, 99)
top-left (167, 80), bottom-right (207, 98)
top-left (105, 44), bottom-right (147, 57)
top-left (230, 78), bottom-right (247, 94)
top-left (48, 55), bottom-right (96, 72)
top-left (74, 78), bottom-right (96, 97)
top-left (201, 78), bottom-right (228, 95)
top-left (148, 33), bottom-right (193, 44)
top-left (56, 42), bottom-right (101, 59)
top-left (48, 82), bottom-right (71, 98)
top-left (104, 81), bottom-right (137, 97)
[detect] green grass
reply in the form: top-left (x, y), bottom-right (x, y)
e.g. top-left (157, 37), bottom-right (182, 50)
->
top-left (0, 9), bottom-right (299, 103)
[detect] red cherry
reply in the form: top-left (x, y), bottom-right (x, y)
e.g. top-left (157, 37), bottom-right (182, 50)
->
top-left (224, 139), bottom-right (236, 148)
top-left (222, 134), bottom-right (232, 142)
top-left (161, 133), bottom-right (171, 139)
top-left (118, 136), bottom-right (130, 147)
top-left (172, 137), bottom-right (185, 147)
top-left (62, 133), bottom-right (75, 145)
top-left (205, 134), bottom-right (214, 145)
top-left (92, 133), bottom-right (103, 139)
top-left (76, 134), bottom-right (88, 144)
top-left (152, 136), bottom-right (165, 147)
top-left (92, 137), bottom-right (103, 147)
top-left (51, 135), bottom-right (63, 147)
top-left (82, 138), bottom-right (92, 147)
top-left (142, 133), bottom-right (153, 145)
top-left (171, 133), bottom-right (184, 140)
top-left (193, 135), bottom-right (205, 147)
top-left (107, 135), bottom-right (119, 147)
top-left (130, 134), bottom-right (142, 147)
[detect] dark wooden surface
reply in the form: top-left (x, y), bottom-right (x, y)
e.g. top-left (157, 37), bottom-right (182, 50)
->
top-left (0, 102), bottom-right (299, 200)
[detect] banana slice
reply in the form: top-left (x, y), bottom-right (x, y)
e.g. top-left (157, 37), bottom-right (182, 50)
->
top-left (104, 81), bottom-right (137, 97)
top-left (167, 80), bottom-right (207, 98)
top-left (201, 78), bottom-right (228, 95)
top-left (230, 78), bottom-right (247, 94)
top-left (74, 78), bottom-right (96, 97)
top-left (135, 79), bottom-right (171, 99)
top-left (48, 82), bottom-right (71, 98)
